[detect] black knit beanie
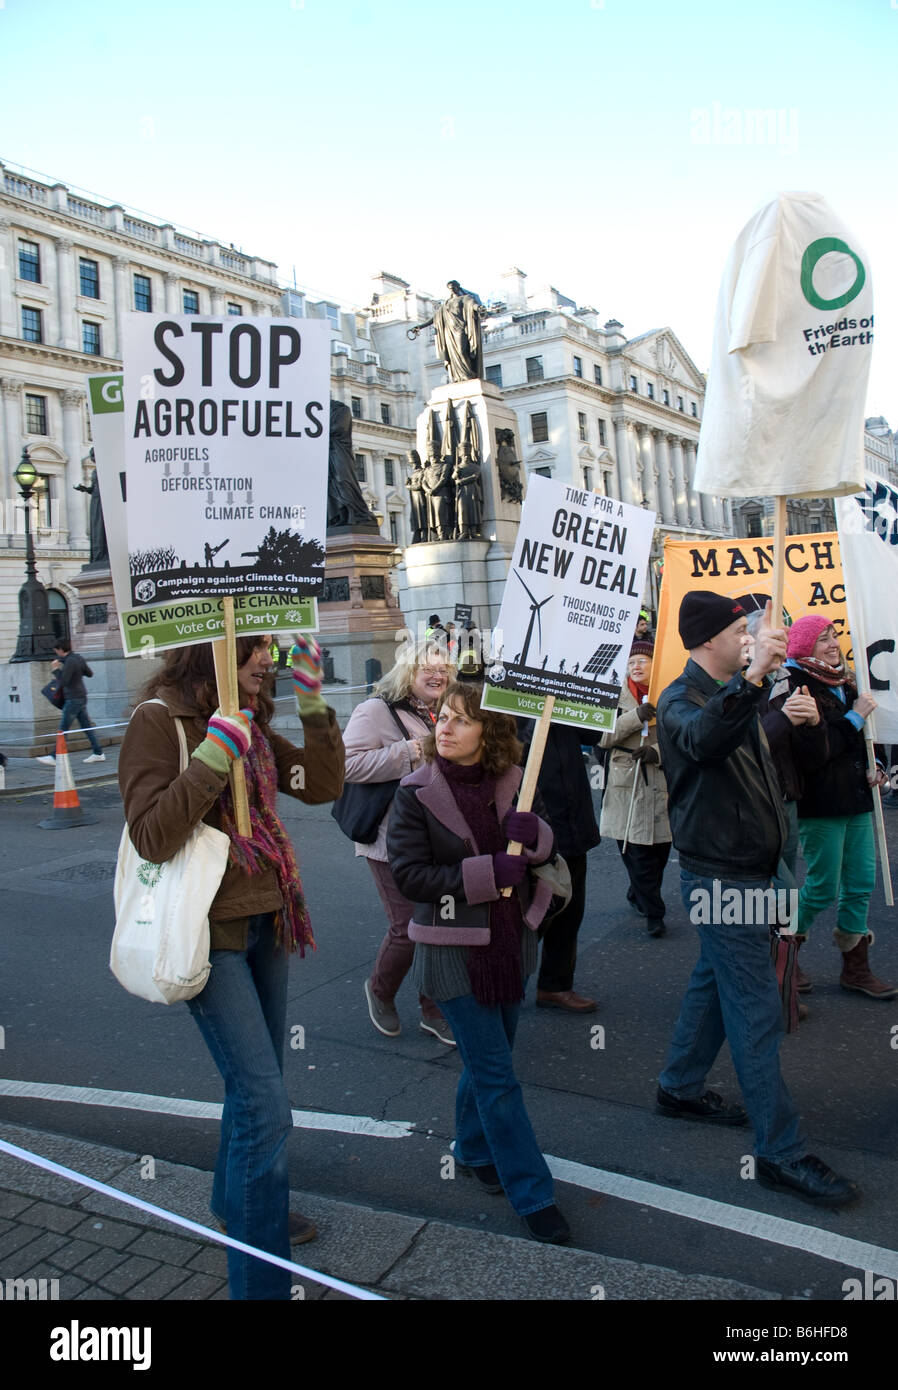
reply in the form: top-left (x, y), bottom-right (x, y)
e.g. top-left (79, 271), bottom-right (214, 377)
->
top-left (678, 591), bottom-right (746, 648)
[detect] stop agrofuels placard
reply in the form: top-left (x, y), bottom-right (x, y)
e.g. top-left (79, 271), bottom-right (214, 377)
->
top-left (482, 475), bottom-right (654, 731)
top-left (122, 315), bottom-right (330, 607)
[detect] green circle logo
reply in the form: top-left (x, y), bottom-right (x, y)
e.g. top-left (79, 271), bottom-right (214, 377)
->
top-left (800, 237), bottom-right (865, 311)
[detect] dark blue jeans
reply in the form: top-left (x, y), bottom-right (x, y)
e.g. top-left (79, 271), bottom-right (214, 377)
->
top-left (439, 992), bottom-right (555, 1216)
top-left (58, 698), bottom-right (102, 756)
top-left (187, 913), bottom-right (293, 1300)
top-left (659, 871), bottom-right (805, 1163)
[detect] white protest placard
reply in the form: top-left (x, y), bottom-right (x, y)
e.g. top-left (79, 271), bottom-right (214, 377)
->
top-left (482, 475), bottom-right (655, 731)
top-left (122, 315), bottom-right (330, 607)
top-left (88, 372), bottom-right (317, 656)
top-left (836, 476), bottom-right (898, 744)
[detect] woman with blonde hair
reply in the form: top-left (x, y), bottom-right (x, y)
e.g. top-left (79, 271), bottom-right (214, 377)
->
top-left (341, 637), bottom-right (455, 1042)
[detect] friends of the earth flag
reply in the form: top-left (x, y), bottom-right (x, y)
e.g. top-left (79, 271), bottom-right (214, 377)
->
top-left (122, 315), bottom-right (331, 606)
top-left (695, 193), bottom-right (873, 500)
top-left (835, 476), bottom-right (898, 744)
top-left (482, 475), bottom-right (654, 732)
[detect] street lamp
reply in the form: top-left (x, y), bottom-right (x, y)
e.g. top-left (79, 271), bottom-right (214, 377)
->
top-left (10, 446), bottom-right (57, 662)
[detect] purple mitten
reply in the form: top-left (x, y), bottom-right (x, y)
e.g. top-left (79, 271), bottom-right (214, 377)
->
top-left (502, 810), bottom-right (540, 847)
top-left (493, 851), bottom-right (528, 889)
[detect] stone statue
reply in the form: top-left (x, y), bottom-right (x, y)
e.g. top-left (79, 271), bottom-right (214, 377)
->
top-left (408, 280), bottom-right (485, 383)
top-left (495, 428), bottom-right (524, 504)
top-left (74, 455), bottom-right (109, 564)
top-left (406, 449), bottom-right (428, 544)
top-left (423, 446), bottom-right (454, 541)
top-left (327, 399), bottom-right (379, 530)
top-left (453, 444), bottom-right (483, 539)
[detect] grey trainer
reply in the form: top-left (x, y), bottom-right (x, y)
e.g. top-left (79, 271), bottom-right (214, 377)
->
top-left (364, 978), bottom-right (400, 1036)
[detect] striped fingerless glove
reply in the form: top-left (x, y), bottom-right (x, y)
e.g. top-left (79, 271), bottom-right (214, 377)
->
top-left (291, 636), bottom-right (326, 716)
top-left (193, 708), bottom-right (254, 776)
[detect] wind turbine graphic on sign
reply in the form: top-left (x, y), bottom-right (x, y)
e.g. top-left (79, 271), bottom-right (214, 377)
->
top-left (514, 570), bottom-right (553, 667)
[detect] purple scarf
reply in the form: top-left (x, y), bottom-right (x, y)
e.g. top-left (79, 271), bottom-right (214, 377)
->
top-left (436, 755), bottom-right (523, 1006)
top-left (219, 723), bottom-right (314, 955)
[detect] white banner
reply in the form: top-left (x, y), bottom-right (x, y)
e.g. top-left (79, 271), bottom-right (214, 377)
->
top-left (122, 315), bottom-right (330, 606)
top-left (836, 475), bottom-right (898, 745)
top-left (482, 476), bottom-right (654, 731)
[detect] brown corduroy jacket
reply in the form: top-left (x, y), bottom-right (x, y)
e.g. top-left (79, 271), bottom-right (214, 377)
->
top-left (118, 694), bottom-right (345, 951)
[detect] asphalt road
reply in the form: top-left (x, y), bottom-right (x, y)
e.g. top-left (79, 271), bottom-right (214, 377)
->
top-left (2, 769), bottom-right (898, 1302)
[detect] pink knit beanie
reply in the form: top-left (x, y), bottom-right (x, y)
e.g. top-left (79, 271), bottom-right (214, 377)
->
top-left (787, 614), bottom-right (833, 659)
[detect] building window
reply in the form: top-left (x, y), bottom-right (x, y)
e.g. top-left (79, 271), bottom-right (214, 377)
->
top-left (351, 396), bottom-right (362, 419)
top-left (583, 466), bottom-right (593, 491)
top-left (25, 394), bottom-right (48, 435)
top-left (18, 240), bottom-right (40, 282)
top-left (183, 289), bottom-right (199, 314)
top-left (21, 307), bottom-right (43, 342)
top-left (629, 374), bottom-right (638, 393)
top-left (48, 589), bottom-right (71, 646)
top-left (573, 355), bottom-right (583, 378)
top-left (594, 364), bottom-right (603, 386)
top-left (134, 274), bottom-right (152, 312)
top-left (646, 383), bottom-right (655, 400)
top-left (677, 395), bottom-right (685, 412)
top-left (530, 412), bottom-right (549, 443)
top-left (79, 258), bottom-right (100, 298)
top-left (227, 302), bottom-right (242, 315)
top-left (662, 388), bottom-right (670, 406)
top-left (384, 458), bottom-right (395, 487)
top-left (389, 513), bottom-right (399, 546)
top-left (526, 355), bottom-right (544, 383)
top-left (598, 418), bottom-right (606, 446)
top-left (578, 412), bottom-right (588, 442)
top-left (380, 403), bottom-right (391, 425)
top-left (691, 402), bottom-right (698, 418)
top-left (534, 466), bottom-right (551, 478)
top-left (31, 474), bottom-right (53, 528)
top-left (82, 321), bottom-right (101, 355)
top-left (745, 512), bottom-right (763, 538)
top-left (354, 453), bottom-right (366, 482)
top-left (325, 304), bottom-right (340, 328)
top-left (485, 363), bottom-right (503, 387)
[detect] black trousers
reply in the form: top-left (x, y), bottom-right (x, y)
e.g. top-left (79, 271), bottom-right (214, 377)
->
top-left (538, 852), bottom-right (588, 993)
top-left (617, 839), bottom-right (671, 924)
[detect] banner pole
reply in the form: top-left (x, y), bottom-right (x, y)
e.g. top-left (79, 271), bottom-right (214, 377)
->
top-left (771, 496), bottom-right (787, 624)
top-left (501, 695), bottom-right (555, 898)
top-left (866, 739), bottom-right (894, 907)
top-left (212, 596), bottom-right (252, 838)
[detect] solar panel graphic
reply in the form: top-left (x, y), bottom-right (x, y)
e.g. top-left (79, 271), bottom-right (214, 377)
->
top-left (583, 643), bottom-right (622, 677)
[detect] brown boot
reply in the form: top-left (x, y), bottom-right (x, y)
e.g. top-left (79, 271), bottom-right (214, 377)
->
top-left (794, 935), bottom-right (812, 994)
top-left (835, 929), bottom-right (898, 1000)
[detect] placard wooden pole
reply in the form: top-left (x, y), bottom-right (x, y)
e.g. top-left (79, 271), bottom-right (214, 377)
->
top-left (866, 739), bottom-right (893, 907)
top-left (771, 495), bottom-right (787, 626)
top-left (501, 695), bottom-right (555, 897)
top-left (212, 596), bottom-right (251, 838)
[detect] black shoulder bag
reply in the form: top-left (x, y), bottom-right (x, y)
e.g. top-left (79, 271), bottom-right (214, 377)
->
top-left (331, 700), bottom-right (418, 843)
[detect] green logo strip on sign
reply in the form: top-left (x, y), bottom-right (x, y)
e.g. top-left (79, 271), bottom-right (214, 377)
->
top-left (122, 595), bottom-right (318, 656)
top-left (481, 684), bottom-right (615, 732)
top-left (800, 237), bottom-right (866, 311)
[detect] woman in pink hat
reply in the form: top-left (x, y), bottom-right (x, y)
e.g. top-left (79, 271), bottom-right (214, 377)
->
top-left (770, 615), bottom-right (895, 1000)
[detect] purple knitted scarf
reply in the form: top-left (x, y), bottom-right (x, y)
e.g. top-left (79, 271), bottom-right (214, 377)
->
top-left (219, 722), bottom-right (314, 955)
top-left (436, 755), bottom-right (523, 1007)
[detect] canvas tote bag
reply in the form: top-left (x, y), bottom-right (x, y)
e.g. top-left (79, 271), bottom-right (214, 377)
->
top-left (111, 702), bottom-right (230, 1004)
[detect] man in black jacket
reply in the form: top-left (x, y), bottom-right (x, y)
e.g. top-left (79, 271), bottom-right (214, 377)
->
top-left (37, 639), bottom-right (104, 764)
top-left (654, 592), bottom-right (858, 1208)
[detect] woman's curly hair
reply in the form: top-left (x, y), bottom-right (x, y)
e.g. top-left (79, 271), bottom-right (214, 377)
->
top-left (422, 681), bottom-right (522, 775)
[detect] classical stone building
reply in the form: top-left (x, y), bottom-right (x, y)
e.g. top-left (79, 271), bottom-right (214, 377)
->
top-left (0, 159), bottom-right (282, 661)
top-left (864, 416), bottom-right (897, 486)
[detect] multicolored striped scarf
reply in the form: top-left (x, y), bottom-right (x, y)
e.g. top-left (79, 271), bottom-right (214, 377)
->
top-left (219, 722), bottom-right (314, 955)
top-left (789, 656), bottom-right (851, 690)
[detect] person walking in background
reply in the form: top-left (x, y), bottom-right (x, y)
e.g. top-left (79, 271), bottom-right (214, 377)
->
top-left (771, 615), bottom-right (896, 1001)
top-left (118, 635), bottom-right (345, 1299)
top-left (37, 638), bottom-right (104, 764)
top-left (387, 680), bottom-right (571, 1244)
top-left (517, 717), bottom-right (601, 1010)
top-left (341, 639), bottom-right (456, 1044)
top-left (600, 639), bottom-right (671, 937)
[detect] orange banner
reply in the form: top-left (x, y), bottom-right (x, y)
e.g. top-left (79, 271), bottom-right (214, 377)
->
top-left (650, 532), bottom-right (848, 704)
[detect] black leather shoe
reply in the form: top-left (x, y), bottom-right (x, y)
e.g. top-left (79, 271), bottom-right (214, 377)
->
top-left (647, 918), bottom-right (666, 938)
top-left (457, 1162), bottom-right (503, 1195)
top-left (756, 1154), bottom-right (860, 1208)
top-left (523, 1204), bottom-right (570, 1244)
top-left (656, 1086), bottom-right (748, 1125)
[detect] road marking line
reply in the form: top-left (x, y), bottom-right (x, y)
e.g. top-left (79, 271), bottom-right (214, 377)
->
top-left (547, 1154), bottom-right (898, 1277)
top-left (0, 1079), bottom-right (414, 1139)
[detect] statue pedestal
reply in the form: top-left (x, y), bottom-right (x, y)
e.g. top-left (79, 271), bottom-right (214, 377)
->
top-left (70, 565), bottom-right (122, 655)
top-left (304, 528), bottom-right (407, 724)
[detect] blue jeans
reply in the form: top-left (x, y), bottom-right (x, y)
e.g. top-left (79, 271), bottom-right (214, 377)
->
top-left (439, 992), bottom-right (555, 1216)
top-left (659, 871), bottom-right (805, 1163)
top-left (187, 913), bottom-right (293, 1300)
top-left (58, 698), bottom-right (102, 756)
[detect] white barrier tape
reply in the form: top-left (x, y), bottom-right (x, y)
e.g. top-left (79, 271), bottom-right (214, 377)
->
top-left (0, 1137), bottom-right (384, 1301)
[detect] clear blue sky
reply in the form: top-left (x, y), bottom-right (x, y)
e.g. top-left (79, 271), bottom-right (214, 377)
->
top-left (2, 0), bottom-right (895, 415)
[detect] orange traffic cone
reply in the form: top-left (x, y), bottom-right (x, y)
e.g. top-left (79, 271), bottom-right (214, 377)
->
top-left (38, 734), bottom-right (97, 829)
